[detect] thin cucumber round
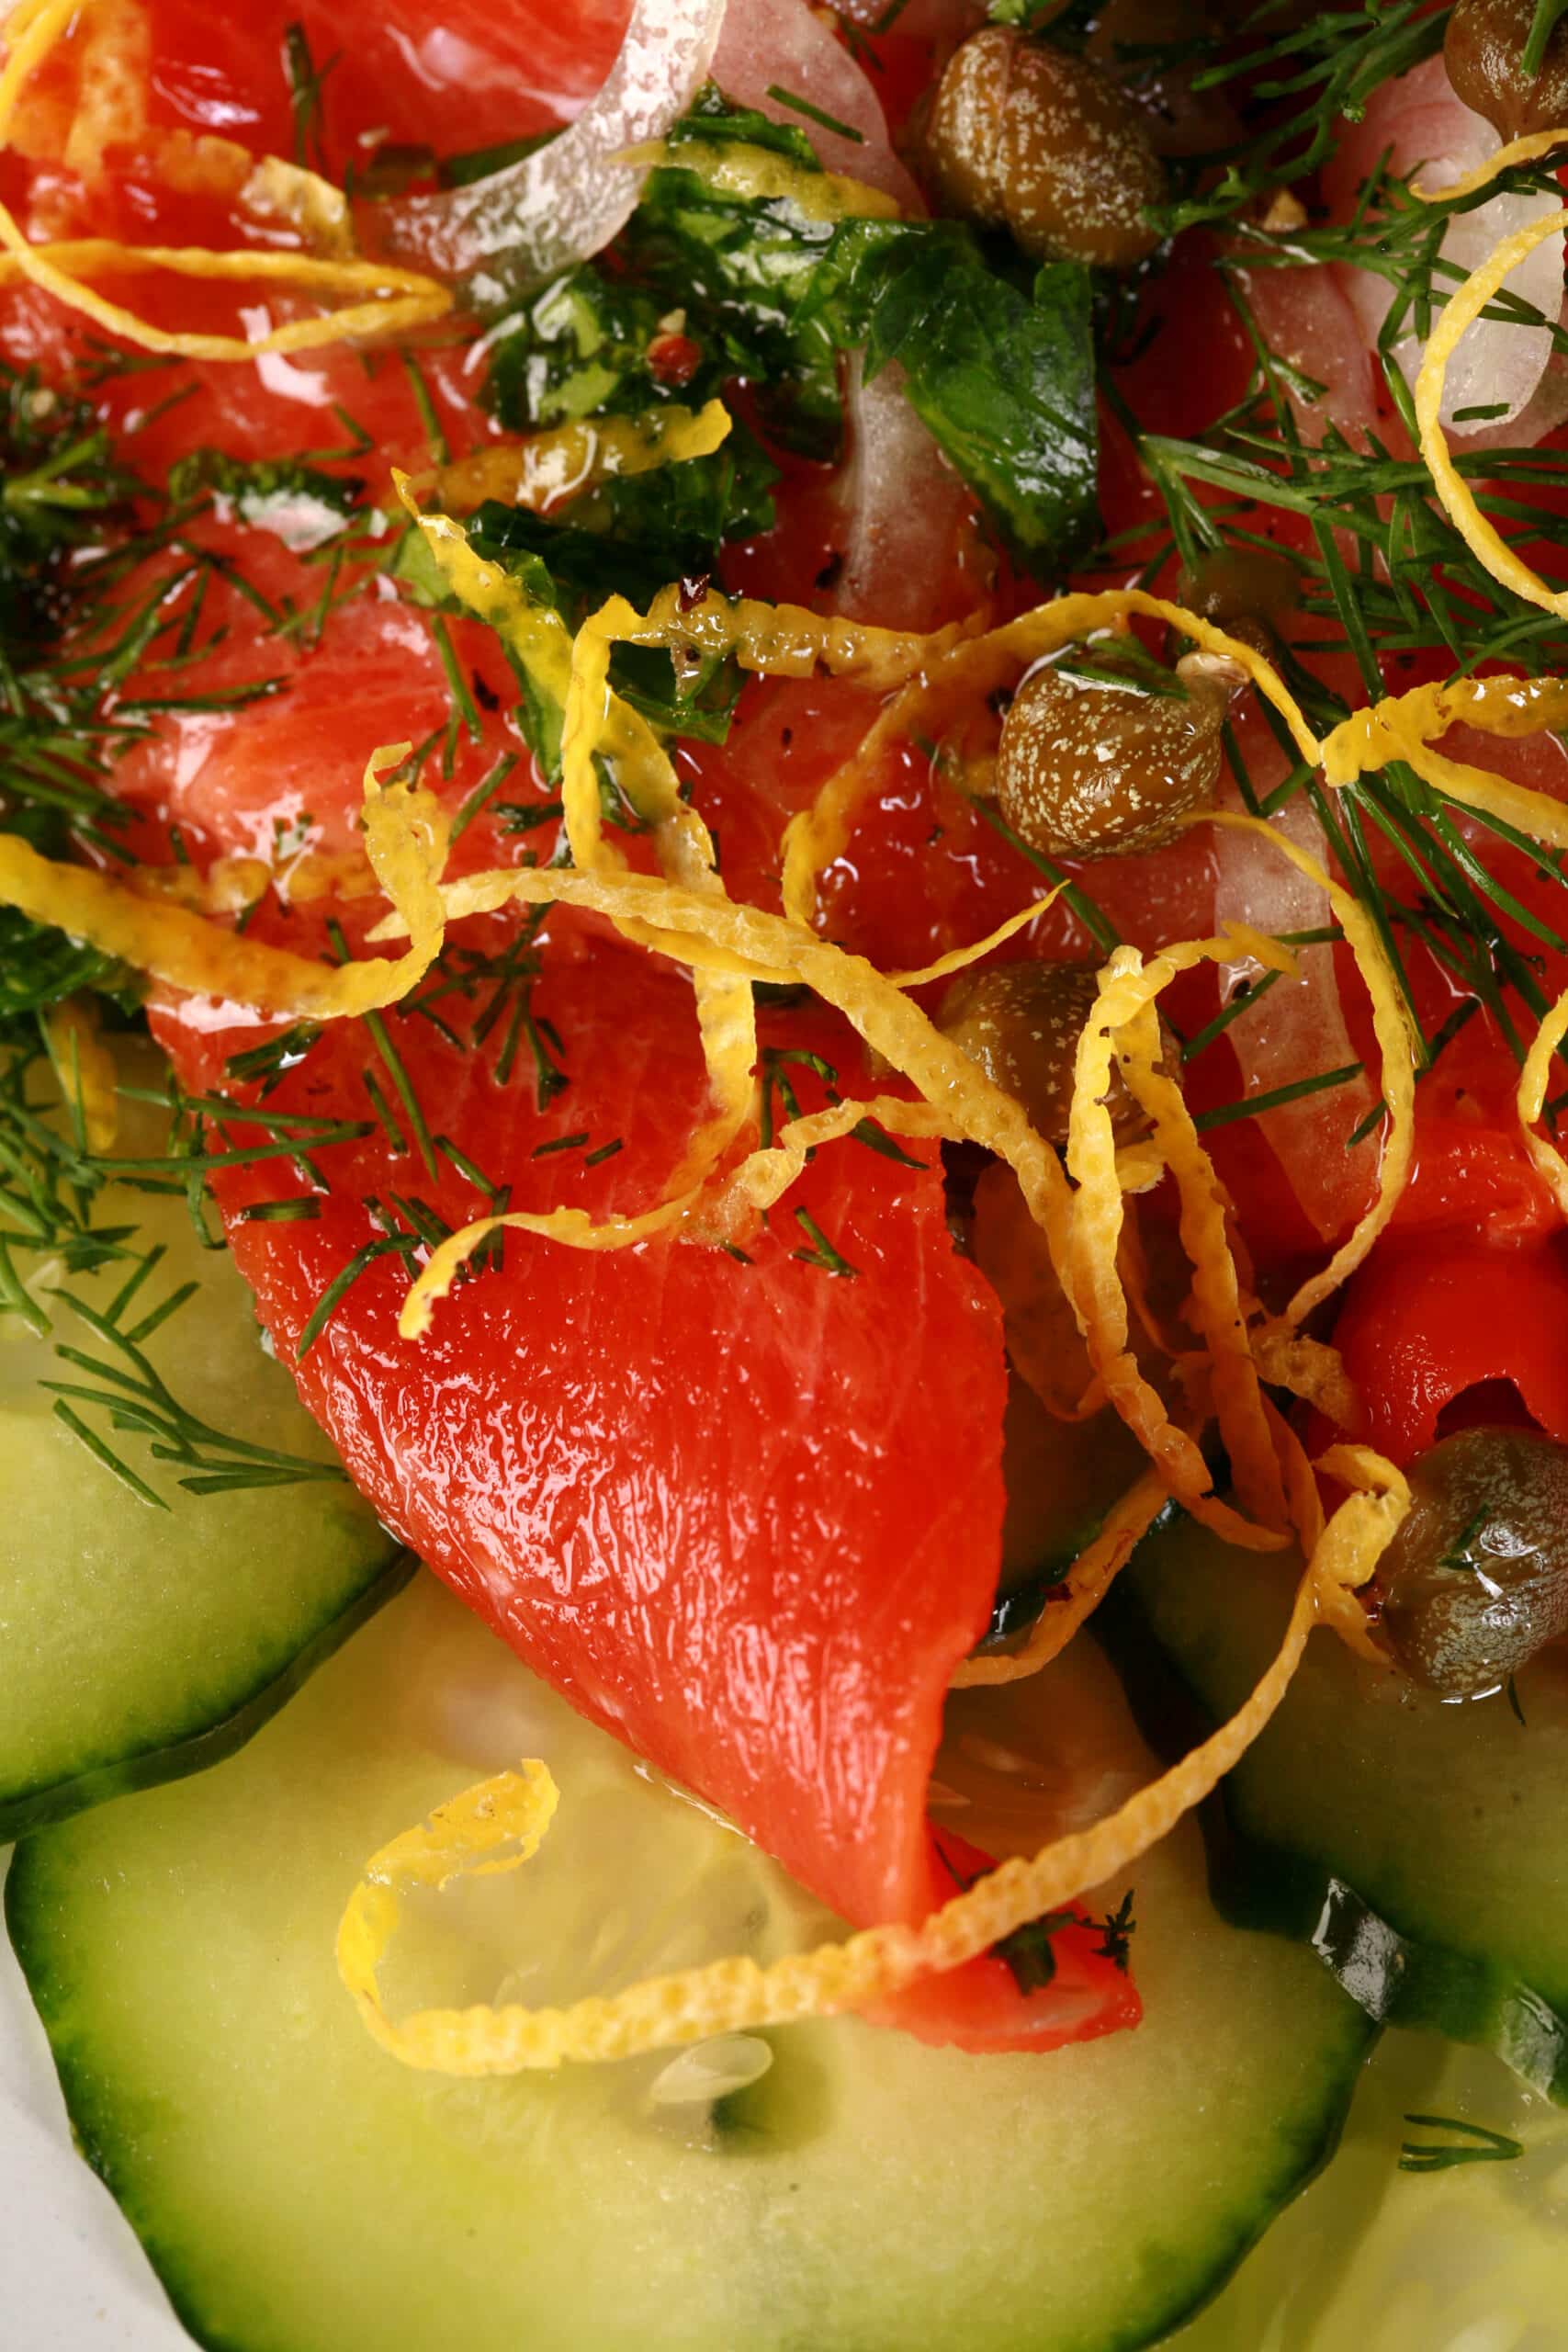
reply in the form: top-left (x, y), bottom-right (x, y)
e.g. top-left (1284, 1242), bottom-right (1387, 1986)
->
top-left (0, 1066), bottom-right (407, 1838)
top-left (1126, 1513), bottom-right (1568, 2098)
top-left (1180, 2031), bottom-right (1568, 2350)
top-left (8, 1568), bottom-right (1370, 2352)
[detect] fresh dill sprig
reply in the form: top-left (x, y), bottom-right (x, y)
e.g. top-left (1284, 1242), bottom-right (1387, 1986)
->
top-left (1399, 2113), bottom-right (1523, 2173)
top-left (1152, 0), bottom-right (1450, 237)
top-left (44, 1277), bottom-right (344, 1503)
top-left (1094, 1890), bottom-right (1136, 1972)
top-left (406, 919), bottom-right (569, 1109)
top-left (792, 1204), bottom-right (861, 1278)
top-left (0, 1035), bottom-right (370, 1494)
top-left (1098, 168), bottom-right (1568, 1112)
top-left (759, 1045), bottom-right (926, 1170)
top-left (283, 20), bottom-right (341, 175)
top-left (0, 1036), bottom-right (370, 1284)
top-left (296, 1226), bottom-right (419, 1363)
top-left (764, 85), bottom-right (865, 145)
top-left (0, 357), bottom-right (154, 956)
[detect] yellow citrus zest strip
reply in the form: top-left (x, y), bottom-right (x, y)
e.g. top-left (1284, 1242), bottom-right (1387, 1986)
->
top-left (1322, 673), bottom-right (1568, 851)
top-left (391, 480), bottom-right (660, 826)
top-left (723, 1096), bottom-right (957, 1216)
top-left (39, 994), bottom-right (118, 1152)
top-left (1067, 935), bottom-right (1292, 1548)
top-left (1412, 123), bottom-right (1568, 204)
top-left (240, 153), bottom-right (355, 256)
top-left (424, 401), bottom-right (731, 515)
top-left (1196, 810), bottom-right (1416, 1331)
top-left (382, 526), bottom-right (763, 1202)
top-left (0, 747), bottom-right (449, 1019)
top-left (0, 229), bottom-right (454, 362)
top-left (780, 591), bottom-right (1321, 926)
top-left (399, 1093), bottom-right (961, 1342)
top-left (339, 1476), bottom-right (1401, 2075)
top-left (885, 892), bottom-right (1063, 990)
top-left (1518, 973), bottom-right (1568, 1217)
top-left (1311, 1443), bottom-right (1409, 1668)
top-left (1253, 1327), bottom-right (1359, 1430)
top-left (1268, 1401), bottom-right (1325, 1564)
top-left (0, 0), bottom-right (451, 359)
top-left (560, 595), bottom-right (757, 1193)
top-left (0, 0), bottom-right (77, 139)
top-left (617, 577), bottom-right (956, 691)
top-left (401, 1197), bottom-right (696, 1340)
top-left (130, 855), bottom-right (272, 916)
top-left (949, 1464), bottom-right (1174, 1689)
top-left (1116, 966), bottom-right (1292, 1536)
top-left (387, 859), bottom-right (1085, 1347)
top-left (1413, 203), bottom-right (1568, 614)
top-left (395, 472), bottom-right (577, 728)
top-left (557, 601), bottom-right (621, 876)
top-left (389, 848), bottom-right (1273, 1547)
top-left (618, 136), bottom-right (900, 226)
top-left (130, 848), bottom-right (386, 915)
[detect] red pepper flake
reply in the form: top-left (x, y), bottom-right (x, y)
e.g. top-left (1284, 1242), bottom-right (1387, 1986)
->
top-left (648, 333), bottom-right (703, 388)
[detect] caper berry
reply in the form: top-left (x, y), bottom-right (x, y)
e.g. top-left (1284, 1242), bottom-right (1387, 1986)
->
top-left (939, 958), bottom-right (1176, 1144)
top-left (925, 28), bottom-right (1166, 270)
top-left (994, 649), bottom-right (1229, 862)
top-left (1445, 0), bottom-right (1568, 139)
top-left (1378, 1426), bottom-right (1568, 1697)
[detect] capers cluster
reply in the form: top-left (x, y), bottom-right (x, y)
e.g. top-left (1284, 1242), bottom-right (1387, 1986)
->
top-left (1446, 0), bottom-right (1568, 139)
top-left (1376, 1426), bottom-right (1568, 1697)
top-left (994, 645), bottom-right (1231, 864)
top-left (938, 959), bottom-right (1176, 1145)
top-left (924, 28), bottom-right (1166, 269)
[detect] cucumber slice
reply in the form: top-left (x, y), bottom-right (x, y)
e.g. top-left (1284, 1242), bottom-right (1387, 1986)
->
top-left (1182, 2032), bottom-right (1568, 2350)
top-left (0, 1066), bottom-right (408, 1838)
top-left (1125, 1514), bottom-right (1568, 2098)
top-left (8, 1569), bottom-right (1370, 2352)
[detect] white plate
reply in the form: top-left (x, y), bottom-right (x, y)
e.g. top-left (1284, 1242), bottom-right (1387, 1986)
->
top-left (1, 1849), bottom-right (188, 2350)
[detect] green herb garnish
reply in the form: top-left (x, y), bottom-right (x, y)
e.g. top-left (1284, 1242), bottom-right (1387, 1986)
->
top-left (1399, 2114), bottom-right (1524, 2173)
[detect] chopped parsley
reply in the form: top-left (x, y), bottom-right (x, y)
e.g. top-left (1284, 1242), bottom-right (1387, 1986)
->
top-left (482, 88), bottom-right (1100, 566)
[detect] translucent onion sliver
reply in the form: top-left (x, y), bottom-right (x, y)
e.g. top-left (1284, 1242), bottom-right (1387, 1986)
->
top-left (381, 0), bottom-right (729, 309)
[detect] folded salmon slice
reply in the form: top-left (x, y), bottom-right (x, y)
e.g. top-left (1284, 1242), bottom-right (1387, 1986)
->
top-left (159, 924), bottom-right (1136, 2052)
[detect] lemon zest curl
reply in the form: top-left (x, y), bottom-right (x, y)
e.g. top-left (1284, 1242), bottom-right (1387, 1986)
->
top-left (337, 1456), bottom-right (1404, 2075)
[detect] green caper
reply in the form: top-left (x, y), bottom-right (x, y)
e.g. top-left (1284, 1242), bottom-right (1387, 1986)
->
top-left (994, 647), bottom-right (1229, 862)
top-left (1377, 1426), bottom-right (1568, 1697)
top-left (924, 28), bottom-right (1166, 270)
top-left (1445, 0), bottom-right (1568, 139)
top-left (938, 958), bottom-right (1176, 1144)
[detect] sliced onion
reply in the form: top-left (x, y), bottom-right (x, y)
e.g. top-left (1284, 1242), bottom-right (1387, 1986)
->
top-left (712, 0), bottom-right (919, 206)
top-left (1213, 787), bottom-right (1379, 1246)
top-left (836, 351), bottom-right (976, 629)
top-left (1417, 165), bottom-right (1564, 439)
top-left (1326, 57), bottom-right (1566, 442)
top-left (381, 0), bottom-right (728, 308)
